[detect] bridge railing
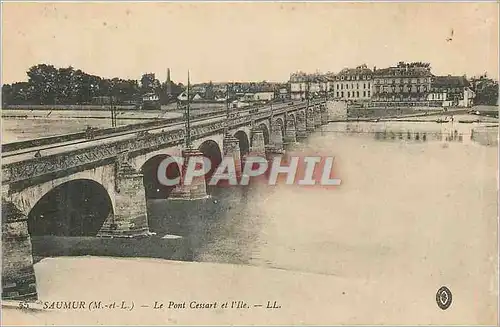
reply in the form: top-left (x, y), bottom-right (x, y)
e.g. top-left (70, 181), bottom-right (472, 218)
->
top-left (2, 99), bottom-right (326, 185)
top-left (2, 100), bottom-right (322, 153)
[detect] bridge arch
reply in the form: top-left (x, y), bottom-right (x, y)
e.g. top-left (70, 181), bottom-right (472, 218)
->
top-left (141, 154), bottom-right (181, 200)
top-left (256, 123), bottom-right (270, 145)
top-left (27, 179), bottom-right (113, 237)
top-left (287, 113), bottom-right (296, 129)
top-left (198, 140), bottom-right (223, 191)
top-left (234, 130), bottom-right (250, 157)
top-left (273, 117), bottom-right (285, 137)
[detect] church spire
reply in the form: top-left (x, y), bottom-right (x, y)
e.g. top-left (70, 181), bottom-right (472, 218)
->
top-left (166, 68), bottom-right (172, 97)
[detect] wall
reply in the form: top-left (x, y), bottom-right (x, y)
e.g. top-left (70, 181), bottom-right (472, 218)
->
top-left (254, 92), bottom-right (275, 101)
top-left (4, 104), bottom-right (135, 111)
top-left (471, 126), bottom-right (498, 146)
top-left (327, 100), bottom-right (347, 120)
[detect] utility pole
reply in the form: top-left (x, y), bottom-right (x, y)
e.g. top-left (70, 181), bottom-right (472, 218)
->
top-left (109, 94), bottom-right (117, 128)
top-left (184, 70), bottom-right (192, 149)
top-left (306, 76), bottom-right (311, 113)
top-left (225, 82), bottom-right (230, 136)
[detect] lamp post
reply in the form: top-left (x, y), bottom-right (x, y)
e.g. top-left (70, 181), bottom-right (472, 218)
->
top-left (184, 70), bottom-right (192, 149)
top-left (306, 76), bottom-right (311, 118)
top-left (109, 94), bottom-right (117, 128)
top-left (225, 82), bottom-right (230, 136)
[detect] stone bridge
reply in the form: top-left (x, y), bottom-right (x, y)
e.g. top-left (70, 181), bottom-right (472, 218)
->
top-left (1, 99), bottom-right (329, 301)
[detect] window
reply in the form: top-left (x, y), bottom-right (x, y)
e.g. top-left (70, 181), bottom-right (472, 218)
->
top-left (341, 84), bottom-right (344, 90)
top-left (357, 83), bottom-right (359, 89)
top-left (341, 91), bottom-right (344, 97)
top-left (348, 91), bottom-right (351, 98)
top-left (363, 91), bottom-right (366, 97)
top-left (368, 83), bottom-right (371, 88)
top-left (356, 91), bottom-right (359, 97)
top-left (336, 92), bottom-right (340, 97)
top-left (368, 91), bottom-right (371, 97)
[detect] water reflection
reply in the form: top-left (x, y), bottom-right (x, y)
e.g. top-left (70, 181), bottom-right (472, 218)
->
top-left (147, 185), bottom-right (258, 264)
top-left (32, 118), bottom-right (497, 279)
top-left (144, 118), bottom-right (497, 276)
top-left (340, 120), bottom-right (490, 145)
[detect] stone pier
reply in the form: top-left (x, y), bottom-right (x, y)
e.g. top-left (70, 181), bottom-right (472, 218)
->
top-left (306, 108), bottom-right (316, 132)
top-left (169, 148), bottom-right (209, 200)
top-left (249, 128), bottom-right (266, 157)
top-left (163, 148), bottom-right (210, 238)
top-left (321, 104), bottom-right (329, 125)
top-left (267, 121), bottom-right (284, 154)
top-left (2, 201), bottom-right (38, 301)
top-left (99, 154), bottom-right (150, 237)
top-left (296, 111), bottom-right (308, 139)
top-left (223, 133), bottom-right (242, 179)
top-left (284, 115), bottom-right (297, 145)
top-left (314, 106), bottom-right (322, 128)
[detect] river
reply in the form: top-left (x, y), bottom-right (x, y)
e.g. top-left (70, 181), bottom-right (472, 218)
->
top-left (149, 119), bottom-right (498, 277)
top-left (6, 117), bottom-right (498, 325)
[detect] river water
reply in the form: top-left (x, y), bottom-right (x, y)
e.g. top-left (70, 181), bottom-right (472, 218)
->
top-left (9, 117), bottom-right (498, 324)
top-left (146, 118), bottom-right (498, 287)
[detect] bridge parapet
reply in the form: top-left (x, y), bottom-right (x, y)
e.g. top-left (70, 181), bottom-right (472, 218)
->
top-left (2, 100), bottom-right (326, 187)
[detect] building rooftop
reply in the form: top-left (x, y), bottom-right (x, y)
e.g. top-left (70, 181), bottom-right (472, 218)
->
top-left (373, 62), bottom-right (432, 77)
top-left (290, 71), bottom-right (331, 83)
top-left (337, 64), bottom-right (373, 77)
top-left (432, 75), bottom-right (470, 88)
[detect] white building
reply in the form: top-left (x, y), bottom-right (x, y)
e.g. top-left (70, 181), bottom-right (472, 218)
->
top-left (429, 76), bottom-right (476, 108)
top-left (333, 65), bottom-right (373, 102)
top-left (459, 88), bottom-right (476, 107)
top-left (253, 91), bottom-right (275, 101)
top-left (289, 72), bottom-right (330, 100)
top-left (231, 100), bottom-right (250, 108)
top-left (177, 92), bottom-right (203, 102)
top-left (290, 72), bottom-right (308, 100)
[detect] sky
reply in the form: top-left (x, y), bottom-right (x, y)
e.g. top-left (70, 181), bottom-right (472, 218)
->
top-left (2, 2), bottom-right (499, 84)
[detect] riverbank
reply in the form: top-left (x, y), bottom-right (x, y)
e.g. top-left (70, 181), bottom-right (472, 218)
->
top-left (2, 102), bottom-right (225, 111)
top-left (2, 256), bottom-right (496, 325)
top-left (330, 112), bottom-right (499, 124)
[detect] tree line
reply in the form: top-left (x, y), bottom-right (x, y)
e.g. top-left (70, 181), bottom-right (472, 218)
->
top-left (1, 64), bottom-right (184, 106)
top-left (470, 76), bottom-right (499, 106)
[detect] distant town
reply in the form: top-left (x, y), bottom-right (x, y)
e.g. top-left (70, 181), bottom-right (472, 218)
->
top-left (1, 61), bottom-right (498, 111)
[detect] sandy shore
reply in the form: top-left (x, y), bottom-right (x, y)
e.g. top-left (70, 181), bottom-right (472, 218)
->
top-left (2, 255), bottom-right (497, 325)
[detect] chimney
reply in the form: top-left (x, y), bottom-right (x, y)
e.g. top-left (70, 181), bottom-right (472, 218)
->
top-left (373, 66), bottom-right (376, 72)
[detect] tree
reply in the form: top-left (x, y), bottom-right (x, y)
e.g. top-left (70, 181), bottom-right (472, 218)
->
top-left (140, 73), bottom-right (160, 95)
top-left (27, 64), bottom-right (58, 104)
top-left (471, 76), bottom-right (499, 105)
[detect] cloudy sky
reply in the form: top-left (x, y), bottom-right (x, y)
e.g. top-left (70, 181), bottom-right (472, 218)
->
top-left (2, 2), bottom-right (498, 84)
